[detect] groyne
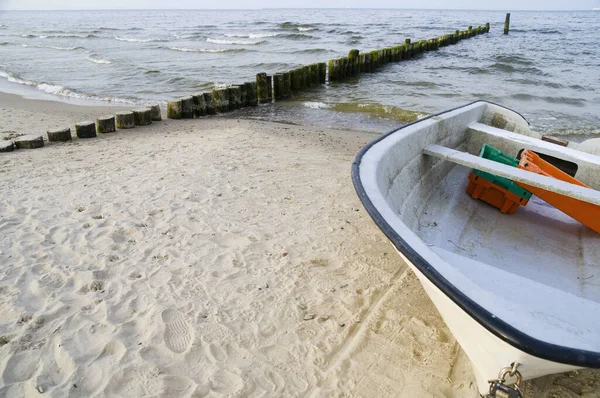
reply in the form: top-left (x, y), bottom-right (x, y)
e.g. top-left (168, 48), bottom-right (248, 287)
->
top-left (166, 23), bottom-right (490, 118)
top-left (0, 22), bottom-right (492, 152)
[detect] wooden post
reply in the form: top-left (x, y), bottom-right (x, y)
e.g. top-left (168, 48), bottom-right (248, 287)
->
top-left (75, 121), bottom-right (96, 139)
top-left (146, 104), bottom-right (162, 121)
top-left (256, 72), bottom-right (270, 104)
top-left (300, 66), bottom-right (310, 87)
top-left (133, 109), bottom-right (153, 126)
top-left (116, 111), bottom-right (135, 128)
top-left (266, 75), bottom-right (273, 102)
top-left (369, 51), bottom-right (379, 71)
top-left (192, 95), bottom-right (206, 117)
top-left (504, 13), bottom-right (511, 34)
top-left (364, 53), bottom-right (372, 72)
top-left (167, 100), bottom-right (182, 119)
top-left (204, 92), bottom-right (216, 114)
top-left (14, 135), bottom-right (44, 149)
top-left (485, 22), bottom-right (490, 33)
top-left (180, 96), bottom-right (194, 118)
top-left (47, 127), bottom-right (71, 142)
top-left (245, 82), bottom-right (258, 106)
top-left (348, 50), bottom-right (359, 75)
top-left (298, 67), bottom-right (306, 88)
top-left (309, 63), bottom-right (319, 84)
top-left (227, 86), bottom-right (241, 110)
top-left (96, 115), bottom-right (116, 134)
top-left (0, 141), bottom-right (14, 152)
top-left (327, 60), bottom-right (336, 82)
top-left (236, 84), bottom-right (248, 107)
top-left (273, 74), bottom-right (284, 100)
top-left (282, 72), bottom-right (291, 97)
top-left (404, 39), bottom-right (411, 57)
top-left (212, 88), bottom-right (230, 112)
top-left (468, 26), bottom-right (473, 37)
top-left (318, 63), bottom-right (326, 84)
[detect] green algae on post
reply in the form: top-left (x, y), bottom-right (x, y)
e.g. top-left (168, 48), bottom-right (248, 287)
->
top-left (47, 127), bottom-right (71, 142)
top-left (309, 63), bottom-right (319, 85)
top-left (116, 111), bottom-right (135, 128)
top-left (227, 85), bottom-right (241, 110)
top-left (96, 115), bottom-right (116, 134)
top-left (282, 72), bottom-right (291, 98)
top-left (504, 13), bottom-right (511, 34)
top-left (273, 74), bottom-right (284, 100)
top-left (212, 88), bottom-right (230, 112)
top-left (256, 72), bottom-right (270, 104)
top-left (191, 95), bottom-right (206, 117)
top-left (167, 100), bottom-right (182, 119)
top-left (203, 92), bottom-right (216, 114)
top-left (146, 104), bottom-right (162, 120)
top-left (244, 82), bottom-right (258, 106)
top-left (133, 108), bottom-right (153, 126)
top-left (180, 96), bottom-right (194, 119)
top-left (318, 62), bottom-right (326, 84)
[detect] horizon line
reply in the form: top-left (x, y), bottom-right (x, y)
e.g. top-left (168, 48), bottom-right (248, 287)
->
top-left (0, 7), bottom-right (596, 12)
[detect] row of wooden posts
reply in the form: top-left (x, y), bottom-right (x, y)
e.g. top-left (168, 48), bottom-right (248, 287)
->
top-left (0, 105), bottom-right (162, 152)
top-left (165, 23), bottom-right (490, 119)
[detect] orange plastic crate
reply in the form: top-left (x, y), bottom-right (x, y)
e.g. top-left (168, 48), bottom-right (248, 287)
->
top-left (466, 172), bottom-right (529, 214)
top-left (516, 150), bottom-right (600, 233)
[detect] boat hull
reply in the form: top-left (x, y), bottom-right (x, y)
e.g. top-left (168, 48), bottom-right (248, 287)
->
top-left (395, 247), bottom-right (581, 393)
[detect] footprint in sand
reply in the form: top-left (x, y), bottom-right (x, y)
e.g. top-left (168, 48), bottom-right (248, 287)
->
top-left (162, 309), bottom-right (193, 354)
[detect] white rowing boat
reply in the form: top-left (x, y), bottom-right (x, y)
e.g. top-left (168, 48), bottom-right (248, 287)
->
top-left (352, 101), bottom-right (600, 395)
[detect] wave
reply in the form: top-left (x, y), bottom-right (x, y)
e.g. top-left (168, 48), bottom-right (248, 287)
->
top-left (114, 36), bottom-right (167, 43)
top-left (298, 27), bottom-right (317, 32)
top-left (22, 33), bottom-right (97, 39)
top-left (164, 46), bottom-right (246, 53)
top-left (224, 32), bottom-right (279, 38)
top-left (295, 48), bottom-right (328, 54)
top-left (511, 93), bottom-right (585, 106)
top-left (22, 44), bottom-right (84, 51)
top-left (303, 101), bottom-right (330, 109)
top-left (495, 55), bottom-right (534, 66)
top-left (206, 38), bottom-right (263, 45)
top-left (174, 33), bottom-right (202, 39)
top-left (332, 102), bottom-right (425, 123)
top-left (279, 22), bottom-right (314, 30)
top-left (0, 42), bottom-right (9, 46)
top-left (0, 68), bottom-right (135, 104)
top-left (280, 33), bottom-right (314, 40)
top-left (85, 55), bottom-right (112, 64)
top-left (145, 70), bottom-right (161, 74)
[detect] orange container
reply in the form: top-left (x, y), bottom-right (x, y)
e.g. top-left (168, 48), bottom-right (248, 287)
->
top-left (516, 150), bottom-right (600, 233)
top-left (466, 172), bottom-right (529, 214)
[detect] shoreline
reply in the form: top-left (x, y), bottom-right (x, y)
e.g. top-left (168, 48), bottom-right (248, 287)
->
top-left (1, 90), bottom-right (598, 397)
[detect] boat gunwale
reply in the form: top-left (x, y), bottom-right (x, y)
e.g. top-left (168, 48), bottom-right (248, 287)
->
top-left (351, 100), bottom-right (600, 368)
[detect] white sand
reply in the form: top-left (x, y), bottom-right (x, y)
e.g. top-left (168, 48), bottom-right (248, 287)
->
top-left (0, 96), bottom-right (598, 397)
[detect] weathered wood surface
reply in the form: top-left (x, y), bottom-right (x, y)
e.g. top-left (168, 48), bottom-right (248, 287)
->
top-left (96, 115), bottom-right (116, 134)
top-left (167, 100), bottom-right (182, 119)
top-left (47, 127), bottom-right (72, 142)
top-left (0, 140), bottom-right (15, 152)
top-left (146, 104), bottom-right (162, 121)
top-left (116, 111), bottom-right (135, 128)
top-left (14, 134), bottom-right (44, 149)
top-left (75, 121), bottom-right (97, 139)
top-left (133, 109), bottom-right (153, 126)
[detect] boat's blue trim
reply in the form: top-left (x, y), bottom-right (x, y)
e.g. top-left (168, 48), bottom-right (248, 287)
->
top-left (351, 100), bottom-right (600, 368)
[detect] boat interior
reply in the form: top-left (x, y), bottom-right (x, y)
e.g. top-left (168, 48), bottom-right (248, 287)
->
top-left (359, 101), bottom-right (600, 352)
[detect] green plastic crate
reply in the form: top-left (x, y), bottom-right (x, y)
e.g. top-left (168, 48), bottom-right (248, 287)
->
top-left (472, 144), bottom-right (533, 200)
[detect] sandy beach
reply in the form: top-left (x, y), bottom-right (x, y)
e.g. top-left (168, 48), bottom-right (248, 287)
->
top-left (1, 95), bottom-right (599, 397)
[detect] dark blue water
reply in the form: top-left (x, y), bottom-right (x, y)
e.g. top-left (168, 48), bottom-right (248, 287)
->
top-left (0, 9), bottom-right (598, 136)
